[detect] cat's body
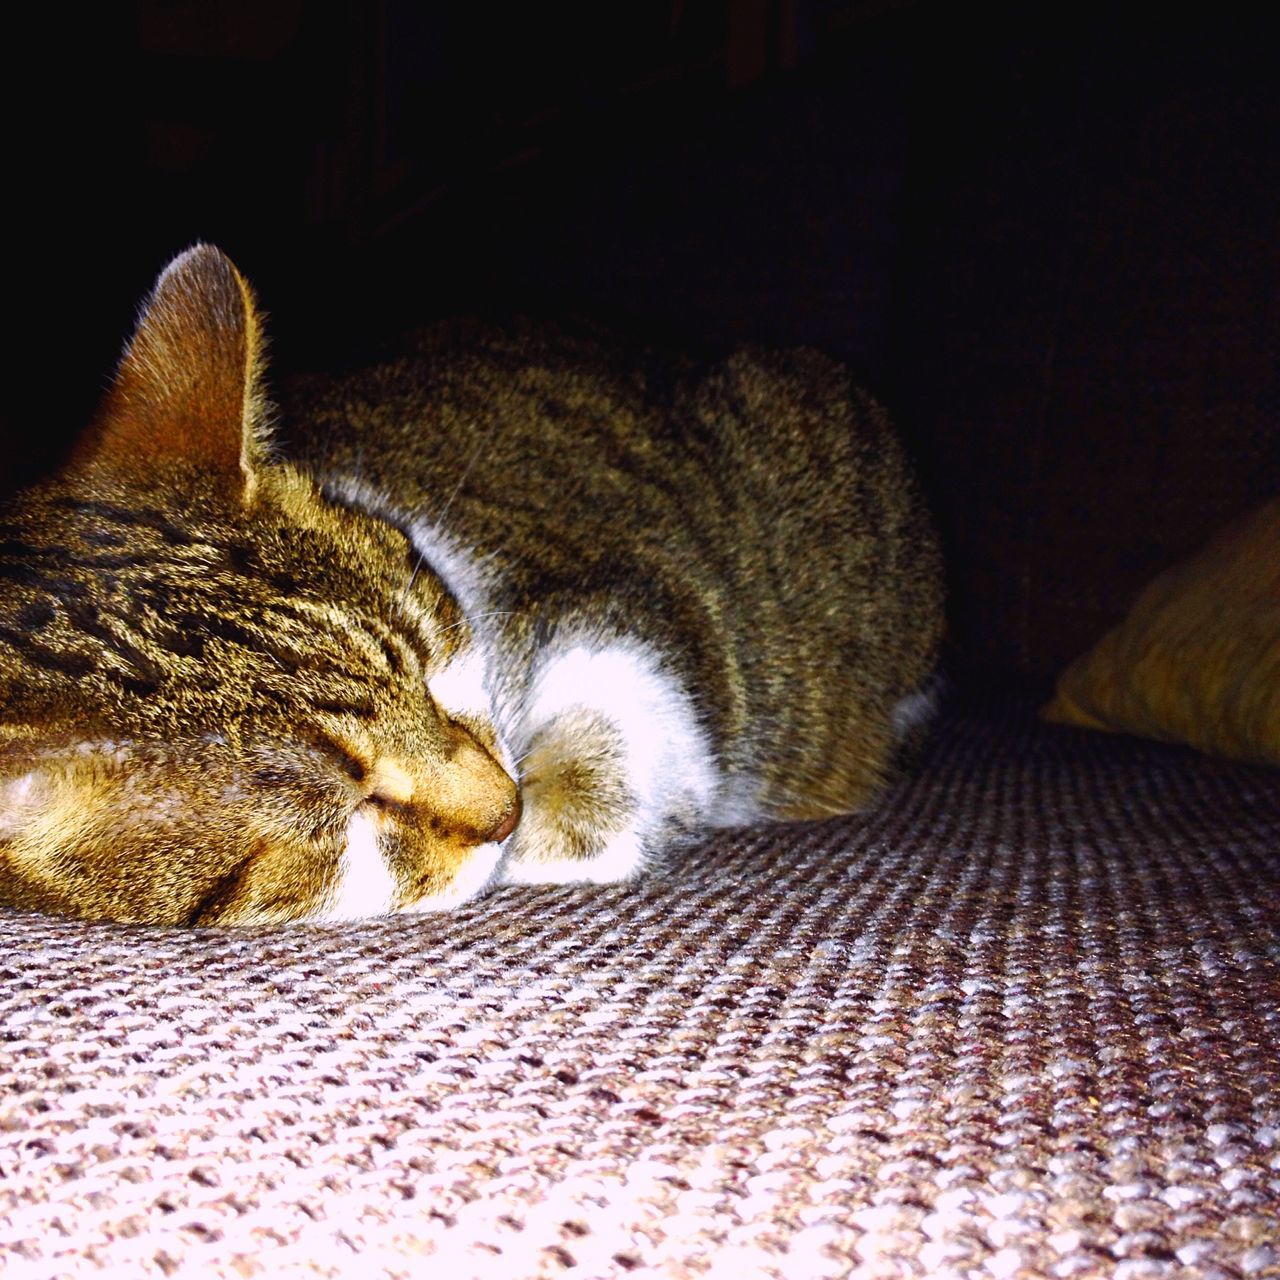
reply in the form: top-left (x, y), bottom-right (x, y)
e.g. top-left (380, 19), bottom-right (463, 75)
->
top-left (0, 247), bottom-right (943, 924)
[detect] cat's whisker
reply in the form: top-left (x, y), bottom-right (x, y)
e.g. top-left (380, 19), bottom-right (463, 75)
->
top-left (429, 411), bottom-right (505, 540)
top-left (400, 552), bottom-right (425, 606)
top-left (438, 611), bottom-right (515, 638)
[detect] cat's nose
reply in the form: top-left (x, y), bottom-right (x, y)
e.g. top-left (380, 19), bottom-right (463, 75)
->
top-left (485, 790), bottom-right (522, 844)
top-left (427, 729), bottom-right (520, 847)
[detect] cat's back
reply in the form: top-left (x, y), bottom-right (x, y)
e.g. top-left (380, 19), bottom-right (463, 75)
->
top-left (286, 318), bottom-right (944, 817)
top-left (284, 316), bottom-right (928, 587)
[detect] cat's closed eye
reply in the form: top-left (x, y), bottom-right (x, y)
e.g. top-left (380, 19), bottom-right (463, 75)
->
top-left (1, 713), bottom-right (519, 926)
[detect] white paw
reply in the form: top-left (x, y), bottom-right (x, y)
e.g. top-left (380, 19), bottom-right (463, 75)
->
top-left (499, 828), bottom-right (646, 886)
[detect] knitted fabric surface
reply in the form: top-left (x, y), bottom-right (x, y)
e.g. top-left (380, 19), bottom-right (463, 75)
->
top-left (1, 698), bottom-right (1277, 1279)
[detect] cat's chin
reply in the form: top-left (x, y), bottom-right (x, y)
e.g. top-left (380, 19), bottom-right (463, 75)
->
top-left (395, 840), bottom-right (507, 915)
top-left (307, 810), bottom-right (506, 921)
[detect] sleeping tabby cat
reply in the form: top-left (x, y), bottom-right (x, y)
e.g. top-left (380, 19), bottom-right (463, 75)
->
top-left (0, 246), bottom-right (943, 925)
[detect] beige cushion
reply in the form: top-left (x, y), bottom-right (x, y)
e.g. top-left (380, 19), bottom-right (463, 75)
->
top-left (1043, 498), bottom-right (1280, 765)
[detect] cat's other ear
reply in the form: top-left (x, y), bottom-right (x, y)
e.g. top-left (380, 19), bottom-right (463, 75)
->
top-left (69, 244), bottom-right (269, 501)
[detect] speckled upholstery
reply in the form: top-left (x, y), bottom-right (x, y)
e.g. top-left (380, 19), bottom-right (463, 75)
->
top-left (2, 696), bottom-right (1277, 1277)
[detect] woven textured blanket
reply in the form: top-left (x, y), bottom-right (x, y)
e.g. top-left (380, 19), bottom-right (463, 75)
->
top-left (2, 697), bottom-right (1277, 1278)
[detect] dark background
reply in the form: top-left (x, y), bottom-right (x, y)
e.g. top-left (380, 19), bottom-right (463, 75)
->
top-left (5, 1), bottom-right (1278, 684)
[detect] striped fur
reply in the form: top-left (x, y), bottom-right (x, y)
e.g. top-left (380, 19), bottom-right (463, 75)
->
top-left (0, 246), bottom-right (943, 924)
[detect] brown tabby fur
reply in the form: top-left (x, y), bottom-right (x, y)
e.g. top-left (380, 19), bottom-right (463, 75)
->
top-left (0, 246), bottom-right (943, 925)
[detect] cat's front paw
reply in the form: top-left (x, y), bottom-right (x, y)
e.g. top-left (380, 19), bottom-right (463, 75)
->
top-left (501, 828), bottom-right (646, 886)
top-left (498, 706), bottom-right (648, 885)
top-left (498, 639), bottom-right (722, 887)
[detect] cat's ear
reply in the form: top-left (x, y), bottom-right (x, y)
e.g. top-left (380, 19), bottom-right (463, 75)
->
top-left (69, 244), bottom-right (269, 502)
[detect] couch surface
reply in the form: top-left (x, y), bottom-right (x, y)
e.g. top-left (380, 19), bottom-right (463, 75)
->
top-left (1, 695), bottom-right (1277, 1278)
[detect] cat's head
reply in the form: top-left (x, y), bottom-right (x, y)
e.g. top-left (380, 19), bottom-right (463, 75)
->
top-left (0, 246), bottom-right (519, 925)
